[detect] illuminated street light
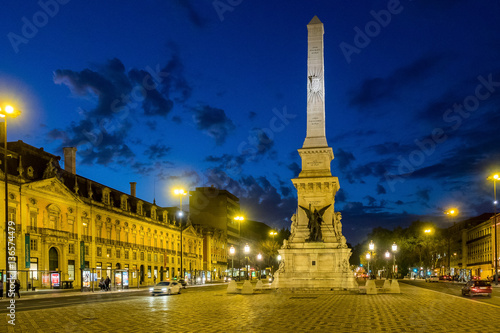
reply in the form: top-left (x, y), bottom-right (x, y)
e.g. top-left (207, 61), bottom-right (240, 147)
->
top-left (385, 250), bottom-right (390, 279)
top-left (488, 173), bottom-right (499, 285)
top-left (368, 240), bottom-right (375, 279)
top-left (257, 253), bottom-right (262, 279)
top-left (445, 208), bottom-right (459, 276)
top-left (1, 104), bottom-right (21, 296)
top-left (229, 245), bottom-right (235, 279)
top-left (391, 243), bottom-right (397, 279)
top-left (244, 244), bottom-right (250, 280)
top-left (173, 188), bottom-right (187, 278)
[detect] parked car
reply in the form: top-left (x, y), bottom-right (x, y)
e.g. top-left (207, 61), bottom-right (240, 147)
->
top-left (462, 280), bottom-right (492, 297)
top-left (150, 281), bottom-right (181, 296)
top-left (425, 275), bottom-right (439, 282)
top-left (177, 278), bottom-right (187, 288)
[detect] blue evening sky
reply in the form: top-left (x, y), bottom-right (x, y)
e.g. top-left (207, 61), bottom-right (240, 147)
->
top-left (1, 1), bottom-right (499, 244)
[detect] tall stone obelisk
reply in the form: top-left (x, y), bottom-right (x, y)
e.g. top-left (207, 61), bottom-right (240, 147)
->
top-left (272, 16), bottom-right (357, 291)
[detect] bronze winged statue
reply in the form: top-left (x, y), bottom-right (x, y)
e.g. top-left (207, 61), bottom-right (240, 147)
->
top-left (299, 204), bottom-right (331, 242)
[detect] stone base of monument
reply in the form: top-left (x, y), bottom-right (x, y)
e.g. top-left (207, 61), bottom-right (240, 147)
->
top-left (272, 245), bottom-right (358, 292)
top-left (241, 280), bottom-right (254, 294)
top-left (254, 280), bottom-right (263, 291)
top-left (365, 279), bottom-right (377, 294)
top-left (382, 279), bottom-right (391, 291)
top-left (389, 279), bottom-right (400, 294)
top-left (227, 280), bottom-right (238, 294)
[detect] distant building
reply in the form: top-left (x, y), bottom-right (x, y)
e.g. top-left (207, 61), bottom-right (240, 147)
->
top-left (1, 141), bottom-right (204, 289)
top-left (189, 186), bottom-right (241, 279)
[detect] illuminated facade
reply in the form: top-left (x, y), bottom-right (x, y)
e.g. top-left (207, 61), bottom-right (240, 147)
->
top-left (1, 141), bottom-right (203, 289)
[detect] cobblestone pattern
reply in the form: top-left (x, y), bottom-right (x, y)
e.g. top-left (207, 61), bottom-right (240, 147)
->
top-left (2, 283), bottom-right (499, 332)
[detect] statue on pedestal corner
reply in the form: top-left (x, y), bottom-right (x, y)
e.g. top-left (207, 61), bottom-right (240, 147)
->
top-left (299, 204), bottom-right (331, 242)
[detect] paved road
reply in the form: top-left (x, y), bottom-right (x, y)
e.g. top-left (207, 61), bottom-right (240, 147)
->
top-left (400, 279), bottom-right (500, 306)
top-left (2, 282), bottom-right (500, 332)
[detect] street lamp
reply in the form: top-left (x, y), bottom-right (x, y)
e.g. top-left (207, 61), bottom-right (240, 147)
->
top-left (366, 252), bottom-right (371, 279)
top-left (234, 215), bottom-right (244, 279)
top-left (391, 243), bottom-right (397, 279)
top-left (444, 208), bottom-right (458, 277)
top-left (385, 250), bottom-right (390, 279)
top-left (368, 240), bottom-right (375, 279)
top-left (229, 245), bottom-right (235, 280)
top-left (488, 173), bottom-right (499, 285)
top-left (1, 105), bottom-right (20, 294)
top-left (244, 243), bottom-right (250, 280)
top-left (173, 188), bottom-right (187, 279)
top-left (257, 253), bottom-right (262, 280)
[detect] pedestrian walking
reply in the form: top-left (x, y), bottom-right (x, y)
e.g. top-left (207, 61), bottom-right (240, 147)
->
top-left (99, 277), bottom-right (105, 291)
top-left (105, 276), bottom-right (111, 291)
top-left (0, 280), bottom-right (3, 300)
top-left (14, 280), bottom-right (21, 299)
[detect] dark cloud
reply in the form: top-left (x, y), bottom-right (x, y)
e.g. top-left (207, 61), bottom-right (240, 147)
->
top-left (161, 52), bottom-right (192, 103)
top-left (364, 195), bottom-right (376, 206)
top-left (249, 111), bottom-right (257, 120)
top-left (205, 154), bottom-right (245, 177)
top-left (247, 128), bottom-right (274, 155)
top-left (336, 188), bottom-right (347, 202)
top-left (287, 162), bottom-right (300, 178)
top-left (54, 58), bottom-right (131, 118)
top-left (51, 54), bottom-right (193, 166)
top-left (172, 116), bottom-right (182, 124)
top-left (192, 105), bottom-right (235, 145)
top-left (335, 148), bottom-right (355, 173)
top-left (144, 143), bottom-right (171, 160)
top-left (369, 142), bottom-right (414, 156)
top-left (376, 184), bottom-right (386, 195)
top-left (349, 55), bottom-right (442, 108)
top-left (415, 187), bottom-right (431, 203)
top-left (128, 69), bottom-right (174, 116)
top-left (395, 200), bottom-right (404, 205)
top-left (174, 0), bottom-right (206, 27)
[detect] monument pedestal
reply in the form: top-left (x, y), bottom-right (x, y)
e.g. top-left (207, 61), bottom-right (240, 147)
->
top-left (274, 243), bottom-right (357, 291)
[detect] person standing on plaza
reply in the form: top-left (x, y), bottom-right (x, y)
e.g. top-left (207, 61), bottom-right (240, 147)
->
top-left (0, 279), bottom-right (3, 300)
top-left (105, 276), bottom-right (111, 291)
top-left (14, 279), bottom-right (21, 298)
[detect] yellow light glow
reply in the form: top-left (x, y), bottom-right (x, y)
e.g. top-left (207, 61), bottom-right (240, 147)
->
top-left (234, 216), bottom-right (244, 221)
top-left (5, 105), bottom-right (14, 114)
top-left (269, 231), bottom-right (277, 236)
top-left (445, 208), bottom-right (458, 216)
top-left (424, 229), bottom-right (432, 234)
top-left (173, 189), bottom-right (186, 196)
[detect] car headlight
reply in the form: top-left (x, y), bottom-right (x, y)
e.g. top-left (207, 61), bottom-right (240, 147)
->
top-left (149, 288), bottom-right (154, 292)
top-left (161, 288), bottom-right (167, 292)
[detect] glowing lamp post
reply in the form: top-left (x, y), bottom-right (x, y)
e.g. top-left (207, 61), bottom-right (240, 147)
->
top-left (229, 245), bottom-right (235, 280)
top-left (391, 243), bottom-right (397, 279)
top-left (244, 243), bottom-right (250, 280)
top-left (1, 105), bottom-right (20, 295)
top-left (488, 174), bottom-right (499, 285)
top-left (384, 250), bottom-right (390, 279)
top-left (257, 253), bottom-right (262, 279)
top-left (173, 188), bottom-right (187, 279)
top-left (368, 240), bottom-right (375, 279)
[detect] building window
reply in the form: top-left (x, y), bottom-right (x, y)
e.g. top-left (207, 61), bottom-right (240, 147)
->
top-left (68, 260), bottom-right (75, 280)
top-left (116, 249), bottom-right (121, 259)
top-left (30, 239), bottom-right (38, 251)
top-left (85, 245), bottom-right (89, 256)
top-left (133, 251), bottom-right (137, 260)
top-left (125, 251), bottom-right (129, 260)
top-left (140, 252), bottom-right (145, 261)
top-left (68, 243), bottom-right (75, 254)
top-left (30, 212), bottom-right (37, 229)
top-left (154, 254), bottom-right (158, 262)
top-left (97, 247), bottom-right (102, 257)
top-left (107, 248), bottom-right (112, 258)
top-left (148, 253), bottom-right (152, 262)
top-left (30, 257), bottom-right (38, 280)
top-left (8, 207), bottom-right (16, 223)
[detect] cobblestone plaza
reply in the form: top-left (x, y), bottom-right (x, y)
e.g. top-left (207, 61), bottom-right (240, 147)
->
top-left (2, 283), bottom-right (499, 332)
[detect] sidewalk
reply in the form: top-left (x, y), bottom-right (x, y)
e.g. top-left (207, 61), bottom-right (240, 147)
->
top-left (7, 281), bottom-right (229, 301)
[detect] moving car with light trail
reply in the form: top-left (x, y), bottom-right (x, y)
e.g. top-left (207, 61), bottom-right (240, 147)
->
top-left (150, 281), bottom-right (181, 296)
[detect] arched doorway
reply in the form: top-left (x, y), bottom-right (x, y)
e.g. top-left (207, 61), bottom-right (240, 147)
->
top-left (116, 263), bottom-right (121, 269)
top-left (140, 265), bottom-right (144, 284)
top-left (49, 247), bottom-right (59, 271)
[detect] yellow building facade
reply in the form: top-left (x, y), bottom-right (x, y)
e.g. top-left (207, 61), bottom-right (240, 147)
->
top-left (1, 142), bottom-right (204, 290)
